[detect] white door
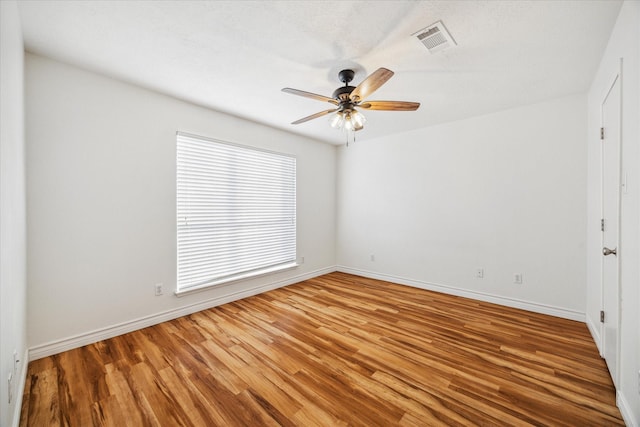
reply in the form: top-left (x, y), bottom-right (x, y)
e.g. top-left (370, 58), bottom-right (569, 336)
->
top-left (601, 71), bottom-right (621, 388)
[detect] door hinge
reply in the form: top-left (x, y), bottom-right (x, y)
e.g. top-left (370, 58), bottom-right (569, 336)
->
top-left (600, 310), bottom-right (605, 323)
top-left (600, 127), bottom-right (605, 140)
top-left (601, 219), bottom-right (605, 232)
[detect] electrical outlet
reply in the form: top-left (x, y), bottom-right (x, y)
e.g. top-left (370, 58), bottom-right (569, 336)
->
top-left (300, 256), bottom-right (305, 264)
top-left (475, 268), bottom-right (484, 279)
top-left (13, 350), bottom-right (18, 375)
top-left (637, 370), bottom-right (640, 395)
top-left (154, 283), bottom-right (163, 296)
top-left (514, 273), bottom-right (523, 284)
top-left (370, 254), bottom-right (375, 262)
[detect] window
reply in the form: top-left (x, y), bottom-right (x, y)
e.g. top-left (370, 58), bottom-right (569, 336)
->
top-left (176, 132), bottom-right (296, 293)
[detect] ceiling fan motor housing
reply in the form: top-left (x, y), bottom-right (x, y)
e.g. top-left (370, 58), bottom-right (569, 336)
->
top-left (332, 85), bottom-right (356, 102)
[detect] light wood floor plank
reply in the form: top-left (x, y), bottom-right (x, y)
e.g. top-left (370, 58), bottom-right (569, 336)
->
top-left (20, 272), bottom-right (623, 426)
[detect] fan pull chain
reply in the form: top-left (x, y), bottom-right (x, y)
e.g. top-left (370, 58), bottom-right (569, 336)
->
top-left (345, 130), bottom-right (356, 147)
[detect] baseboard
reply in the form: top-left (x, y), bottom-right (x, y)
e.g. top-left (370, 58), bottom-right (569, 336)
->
top-left (585, 314), bottom-right (603, 357)
top-left (11, 347), bottom-right (29, 427)
top-left (337, 266), bottom-right (585, 322)
top-left (28, 266), bottom-right (336, 360)
top-left (618, 389), bottom-right (639, 427)
top-left (27, 265), bottom-right (588, 360)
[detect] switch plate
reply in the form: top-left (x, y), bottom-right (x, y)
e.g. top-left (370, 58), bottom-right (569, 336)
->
top-left (13, 350), bottom-right (18, 375)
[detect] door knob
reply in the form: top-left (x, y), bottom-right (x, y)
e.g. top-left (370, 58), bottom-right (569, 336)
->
top-left (603, 247), bottom-right (617, 256)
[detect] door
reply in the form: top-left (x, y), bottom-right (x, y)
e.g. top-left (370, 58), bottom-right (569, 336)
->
top-left (601, 70), bottom-right (621, 388)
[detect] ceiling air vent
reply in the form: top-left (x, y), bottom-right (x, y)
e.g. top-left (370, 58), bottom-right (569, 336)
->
top-left (413, 21), bottom-right (456, 54)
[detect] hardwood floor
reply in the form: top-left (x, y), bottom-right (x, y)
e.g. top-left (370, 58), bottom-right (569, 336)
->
top-left (20, 272), bottom-right (623, 426)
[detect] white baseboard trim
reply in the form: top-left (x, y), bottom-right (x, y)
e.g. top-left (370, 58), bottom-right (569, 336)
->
top-left (618, 390), bottom-right (638, 427)
top-left (27, 265), bottom-right (588, 360)
top-left (28, 266), bottom-right (336, 361)
top-left (585, 314), bottom-right (603, 356)
top-left (337, 266), bottom-right (585, 321)
top-left (11, 347), bottom-right (29, 427)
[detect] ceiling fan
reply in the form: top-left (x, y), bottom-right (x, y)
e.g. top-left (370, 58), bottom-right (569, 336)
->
top-left (282, 68), bottom-right (420, 132)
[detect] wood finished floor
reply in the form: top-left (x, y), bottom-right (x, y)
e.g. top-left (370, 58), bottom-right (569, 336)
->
top-left (20, 272), bottom-right (623, 426)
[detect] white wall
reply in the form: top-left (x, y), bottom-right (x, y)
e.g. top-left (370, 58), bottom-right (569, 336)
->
top-left (0, 1), bottom-right (28, 426)
top-left (587, 1), bottom-right (640, 424)
top-left (337, 93), bottom-right (587, 320)
top-left (25, 54), bottom-right (337, 357)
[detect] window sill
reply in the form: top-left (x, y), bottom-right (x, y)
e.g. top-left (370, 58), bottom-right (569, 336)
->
top-left (174, 262), bottom-right (299, 297)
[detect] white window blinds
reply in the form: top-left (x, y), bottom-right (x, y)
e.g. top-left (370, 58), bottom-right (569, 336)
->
top-left (177, 132), bottom-right (296, 293)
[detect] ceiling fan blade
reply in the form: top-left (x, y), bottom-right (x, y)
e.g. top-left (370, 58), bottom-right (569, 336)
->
top-left (282, 88), bottom-right (338, 105)
top-left (358, 101), bottom-right (420, 111)
top-left (349, 68), bottom-right (394, 102)
top-left (291, 108), bottom-right (339, 125)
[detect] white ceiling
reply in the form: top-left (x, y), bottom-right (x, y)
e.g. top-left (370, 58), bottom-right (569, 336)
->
top-left (17, 0), bottom-right (622, 145)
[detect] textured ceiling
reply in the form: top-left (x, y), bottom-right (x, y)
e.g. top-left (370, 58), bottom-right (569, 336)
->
top-left (17, 0), bottom-right (622, 145)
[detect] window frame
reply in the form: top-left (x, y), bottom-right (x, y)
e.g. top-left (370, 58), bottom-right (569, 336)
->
top-left (176, 131), bottom-right (297, 295)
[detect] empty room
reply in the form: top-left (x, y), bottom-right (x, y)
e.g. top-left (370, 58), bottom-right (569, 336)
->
top-left (1, 1), bottom-right (639, 426)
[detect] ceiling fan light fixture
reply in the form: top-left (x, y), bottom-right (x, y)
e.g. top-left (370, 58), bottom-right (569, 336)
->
top-left (352, 110), bottom-right (366, 128)
top-left (330, 112), bottom-right (345, 129)
top-left (344, 119), bottom-right (354, 131)
top-left (331, 109), bottom-right (365, 132)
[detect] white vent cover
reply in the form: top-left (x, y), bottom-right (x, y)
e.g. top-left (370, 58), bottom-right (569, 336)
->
top-left (413, 21), bottom-right (456, 54)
